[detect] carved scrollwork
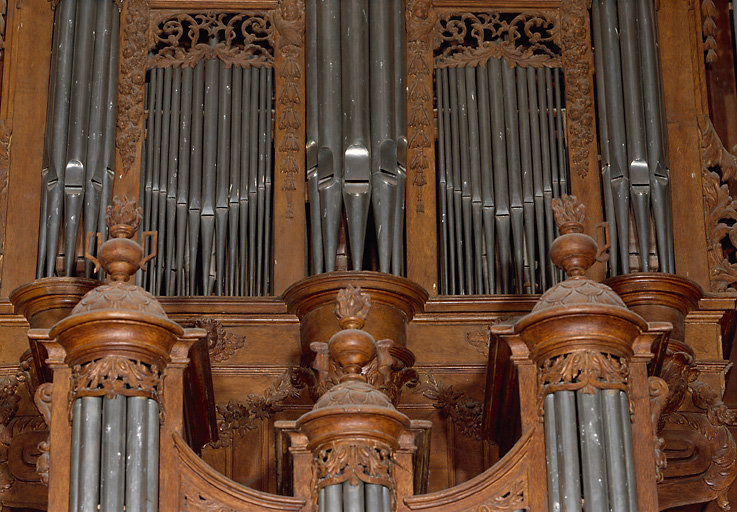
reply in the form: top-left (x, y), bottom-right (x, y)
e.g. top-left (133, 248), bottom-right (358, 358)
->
top-left (148, 11), bottom-right (274, 69)
top-left (406, 0), bottom-right (436, 214)
top-left (416, 372), bottom-right (482, 440)
top-left (116, 0), bottom-right (150, 176)
top-left (690, 378), bottom-right (737, 426)
top-left (560, 0), bottom-right (594, 179)
top-left (314, 440), bottom-right (394, 491)
top-left (194, 318), bottom-right (246, 363)
top-left (472, 477), bottom-right (527, 511)
top-left (433, 11), bottom-right (560, 69)
top-left (70, 356), bottom-right (161, 403)
top-left (537, 350), bottom-right (629, 414)
top-left (649, 376), bottom-right (669, 483)
top-left (210, 369), bottom-right (299, 449)
top-left (32, 383), bottom-right (51, 486)
top-left (274, 0), bottom-right (304, 219)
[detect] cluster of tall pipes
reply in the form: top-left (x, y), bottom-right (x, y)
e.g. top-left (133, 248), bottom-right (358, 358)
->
top-left (436, 59), bottom-right (568, 295)
top-left (36, 0), bottom-right (119, 279)
top-left (544, 388), bottom-right (637, 511)
top-left (318, 482), bottom-right (392, 512)
top-left (140, 63), bottom-right (274, 296)
top-left (69, 395), bottom-right (159, 512)
top-left (591, 0), bottom-right (674, 275)
top-left (306, 0), bottom-right (406, 275)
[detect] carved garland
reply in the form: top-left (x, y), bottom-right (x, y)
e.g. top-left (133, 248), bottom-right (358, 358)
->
top-left (416, 371), bottom-right (483, 440)
top-left (148, 11), bottom-right (274, 69)
top-left (273, 0), bottom-right (305, 220)
top-left (537, 350), bottom-right (629, 415)
top-left (70, 356), bottom-right (161, 403)
top-left (406, 0), bottom-right (436, 214)
top-left (433, 11), bottom-right (561, 69)
top-left (116, 0), bottom-right (150, 176)
top-left (560, 0), bottom-right (594, 179)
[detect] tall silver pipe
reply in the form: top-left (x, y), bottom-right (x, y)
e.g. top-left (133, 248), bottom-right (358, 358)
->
top-left (543, 393), bottom-right (561, 512)
top-left (554, 390), bottom-right (582, 512)
top-left (176, 66), bottom-right (193, 294)
top-left (476, 65), bottom-right (495, 294)
top-left (619, 391), bottom-right (638, 510)
top-left (200, 56), bottom-right (219, 295)
top-left (576, 390), bottom-right (609, 512)
top-left (457, 69), bottom-right (474, 293)
top-left (215, 62), bottom-right (232, 295)
top-left (516, 67), bottom-right (536, 293)
top-left (100, 396), bottom-right (126, 512)
top-left (255, 67), bottom-right (268, 295)
top-left (69, 398), bottom-right (82, 512)
top-left (536, 68), bottom-right (555, 284)
top-left (148, 67), bottom-right (164, 290)
top-left (263, 68), bottom-right (274, 294)
top-left (324, 483), bottom-right (342, 512)
top-left (449, 67), bottom-right (465, 293)
top-left (145, 399), bottom-right (159, 512)
top-left (545, 68), bottom-right (560, 199)
top-left (143, 69), bottom-right (157, 269)
top-left (554, 68), bottom-right (567, 195)
top-left (465, 66), bottom-right (484, 292)
top-left (247, 66), bottom-right (260, 295)
top-left (319, 488), bottom-right (326, 512)
top-left (391, 0), bottom-right (407, 277)
top-left (369, 0), bottom-right (397, 273)
top-left (436, 69), bottom-right (449, 292)
top-left (187, 61), bottom-right (205, 295)
top-left (527, 67), bottom-right (546, 290)
top-left (227, 66), bottom-right (242, 295)
top-left (126, 396), bottom-right (148, 512)
top-left (441, 68), bottom-right (457, 293)
top-left (155, 66), bottom-right (173, 293)
top-left (78, 396), bottom-right (102, 512)
top-left (601, 389), bottom-right (629, 511)
top-left (317, 0), bottom-right (343, 272)
top-left (165, 67), bottom-right (182, 295)
top-left (305, 0), bottom-right (323, 275)
top-left (239, 67), bottom-right (253, 294)
top-left (343, 481), bottom-right (365, 512)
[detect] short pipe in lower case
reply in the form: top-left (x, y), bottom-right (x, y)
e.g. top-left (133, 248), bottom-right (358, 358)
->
top-left (100, 396), bottom-right (126, 512)
top-left (543, 393), bottom-right (561, 512)
top-left (343, 480), bottom-right (365, 512)
top-left (324, 483), bottom-right (342, 512)
top-left (69, 399), bottom-right (83, 512)
top-left (126, 396), bottom-right (149, 512)
top-left (618, 391), bottom-right (638, 510)
top-left (381, 486), bottom-right (391, 512)
top-left (78, 396), bottom-right (103, 512)
top-left (365, 483), bottom-right (382, 512)
top-left (601, 389), bottom-right (630, 511)
top-left (145, 399), bottom-right (160, 512)
top-left (319, 487), bottom-right (326, 512)
top-left (554, 390), bottom-right (582, 512)
top-left (576, 390), bottom-right (609, 512)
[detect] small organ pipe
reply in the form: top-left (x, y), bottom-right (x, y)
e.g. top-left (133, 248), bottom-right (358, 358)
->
top-left (100, 396), bottom-right (126, 512)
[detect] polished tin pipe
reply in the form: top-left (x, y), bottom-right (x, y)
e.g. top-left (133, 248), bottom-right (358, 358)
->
top-left (176, 66), bottom-right (193, 294)
top-left (365, 483), bottom-right (382, 512)
top-left (100, 396), bottom-right (126, 512)
top-left (465, 66), bottom-right (484, 292)
top-left (155, 66), bottom-right (173, 293)
top-left (145, 399), bottom-right (159, 512)
top-left (343, 481), bottom-right (365, 512)
top-left (305, 0), bottom-right (323, 275)
top-left (527, 67), bottom-right (546, 290)
top-left (576, 390), bottom-right (609, 512)
top-left (69, 398), bottom-right (82, 512)
top-left (239, 67), bottom-right (252, 293)
top-left (215, 62), bottom-right (232, 295)
top-left (165, 67), bottom-right (182, 295)
top-left (476, 64), bottom-right (495, 294)
top-left (543, 393), bottom-right (561, 512)
top-left (554, 390), bottom-right (581, 512)
top-left (619, 391), bottom-right (638, 510)
top-left (78, 396), bottom-right (102, 512)
top-left (441, 68), bottom-right (457, 293)
top-left (436, 69), bottom-right (449, 293)
top-left (601, 389), bottom-right (629, 511)
top-left (324, 483), bottom-right (342, 512)
top-left (255, 67), bottom-right (269, 295)
top-left (263, 68), bottom-right (274, 294)
top-left (457, 68), bottom-right (474, 293)
top-left (187, 61), bottom-right (205, 295)
top-left (536, 68), bottom-right (555, 284)
top-left (449, 67), bottom-right (465, 294)
top-left (126, 396), bottom-right (148, 512)
top-left (200, 55), bottom-right (219, 295)
top-left (516, 67), bottom-right (536, 293)
top-left (227, 66), bottom-right (242, 295)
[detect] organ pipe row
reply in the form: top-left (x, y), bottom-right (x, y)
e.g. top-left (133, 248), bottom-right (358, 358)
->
top-left (317, 483), bottom-right (392, 512)
top-left (140, 63), bottom-right (274, 296)
top-left (592, 0), bottom-right (674, 275)
top-left (37, 0), bottom-right (119, 279)
top-left (306, 0), bottom-right (406, 275)
top-left (436, 59), bottom-right (569, 295)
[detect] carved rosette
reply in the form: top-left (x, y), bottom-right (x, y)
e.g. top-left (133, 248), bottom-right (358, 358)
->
top-left (560, 0), bottom-right (594, 179)
top-left (116, 0), bottom-right (150, 175)
top-left (274, 0), bottom-right (305, 220)
top-left (406, 0), bottom-right (436, 213)
top-left (70, 356), bottom-right (161, 404)
top-left (433, 10), bottom-right (560, 69)
top-left (314, 440), bottom-right (393, 493)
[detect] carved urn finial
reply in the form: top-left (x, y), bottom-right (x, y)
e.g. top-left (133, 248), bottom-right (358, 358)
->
top-left (330, 286), bottom-right (376, 381)
top-left (86, 196), bottom-right (155, 283)
top-left (549, 195), bottom-right (603, 278)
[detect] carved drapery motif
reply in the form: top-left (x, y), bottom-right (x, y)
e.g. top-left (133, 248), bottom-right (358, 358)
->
top-left (537, 350), bottom-right (629, 415)
top-left (433, 11), bottom-right (560, 69)
top-left (314, 440), bottom-right (394, 493)
top-left (116, 0), bottom-right (150, 176)
top-left (406, 0), bottom-right (436, 213)
top-left (472, 477), bottom-right (527, 511)
top-left (194, 318), bottom-right (246, 363)
top-left (560, 0), bottom-right (593, 179)
top-left (274, 0), bottom-right (304, 218)
top-left (148, 11), bottom-right (274, 69)
top-left (70, 356), bottom-right (161, 403)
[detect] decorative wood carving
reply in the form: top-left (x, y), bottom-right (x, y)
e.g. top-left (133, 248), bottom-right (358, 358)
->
top-left (648, 376), bottom-right (668, 483)
top-left (406, 0), bottom-right (436, 214)
top-left (210, 369), bottom-right (299, 448)
top-left (416, 371), bottom-right (482, 440)
top-left (701, 0), bottom-right (718, 64)
top-left (433, 11), bottom-right (560, 69)
top-left (0, 119), bottom-right (11, 290)
top-left (70, 356), bottom-right (161, 403)
top-left (32, 382), bottom-right (51, 485)
top-left (273, 0), bottom-right (304, 220)
top-left (0, 375), bottom-right (20, 491)
top-left (560, 0), bottom-right (594, 179)
top-left (539, 350), bottom-right (629, 399)
top-left (470, 477), bottom-right (526, 511)
top-left (148, 11), bottom-right (274, 69)
top-left (194, 318), bottom-right (246, 363)
top-left (700, 117), bottom-right (737, 292)
top-left (465, 317), bottom-right (515, 358)
top-left (117, 0), bottom-right (151, 176)
top-left (314, 439), bottom-right (393, 490)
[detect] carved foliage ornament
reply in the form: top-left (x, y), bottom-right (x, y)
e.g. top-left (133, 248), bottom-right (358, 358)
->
top-left (70, 356), bottom-right (161, 403)
top-left (472, 478), bottom-right (527, 511)
top-left (33, 382), bottom-right (52, 486)
top-left (416, 371), bottom-right (482, 440)
top-left (560, 0), bottom-right (594, 179)
top-left (148, 11), bottom-right (274, 69)
top-left (648, 376), bottom-right (668, 483)
top-left (314, 440), bottom-right (394, 492)
top-left (274, 0), bottom-right (305, 218)
top-left (194, 318), bottom-right (246, 363)
top-left (537, 350), bottom-right (629, 414)
top-left (433, 11), bottom-right (560, 69)
top-left (701, 0), bottom-right (718, 64)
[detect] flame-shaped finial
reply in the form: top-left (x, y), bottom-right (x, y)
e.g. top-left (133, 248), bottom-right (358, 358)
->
top-left (334, 285), bottom-right (372, 330)
top-left (549, 195), bottom-right (599, 278)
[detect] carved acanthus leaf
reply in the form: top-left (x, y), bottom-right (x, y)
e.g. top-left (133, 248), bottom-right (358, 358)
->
top-left (314, 440), bottom-right (394, 491)
top-left (701, 117), bottom-right (737, 181)
top-left (416, 371), bottom-right (482, 440)
top-left (194, 318), bottom-right (246, 363)
top-left (690, 378), bottom-right (737, 426)
top-left (71, 356), bottom-right (161, 403)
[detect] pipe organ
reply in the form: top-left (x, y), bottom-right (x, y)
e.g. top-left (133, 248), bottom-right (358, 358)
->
top-left (1, 0), bottom-right (737, 511)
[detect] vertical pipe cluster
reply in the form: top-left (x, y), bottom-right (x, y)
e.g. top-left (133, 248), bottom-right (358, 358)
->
top-left (306, 0), bottom-right (406, 275)
top-left (37, 0), bottom-right (120, 279)
top-left (68, 395), bottom-right (159, 512)
top-left (543, 388), bottom-right (638, 511)
top-left (591, 0), bottom-right (674, 275)
top-left (140, 62), bottom-right (274, 296)
top-left (436, 59), bottom-right (569, 295)
top-left (317, 482), bottom-right (392, 512)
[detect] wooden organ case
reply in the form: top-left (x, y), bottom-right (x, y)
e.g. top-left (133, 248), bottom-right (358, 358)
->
top-left (0, 0), bottom-right (734, 511)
